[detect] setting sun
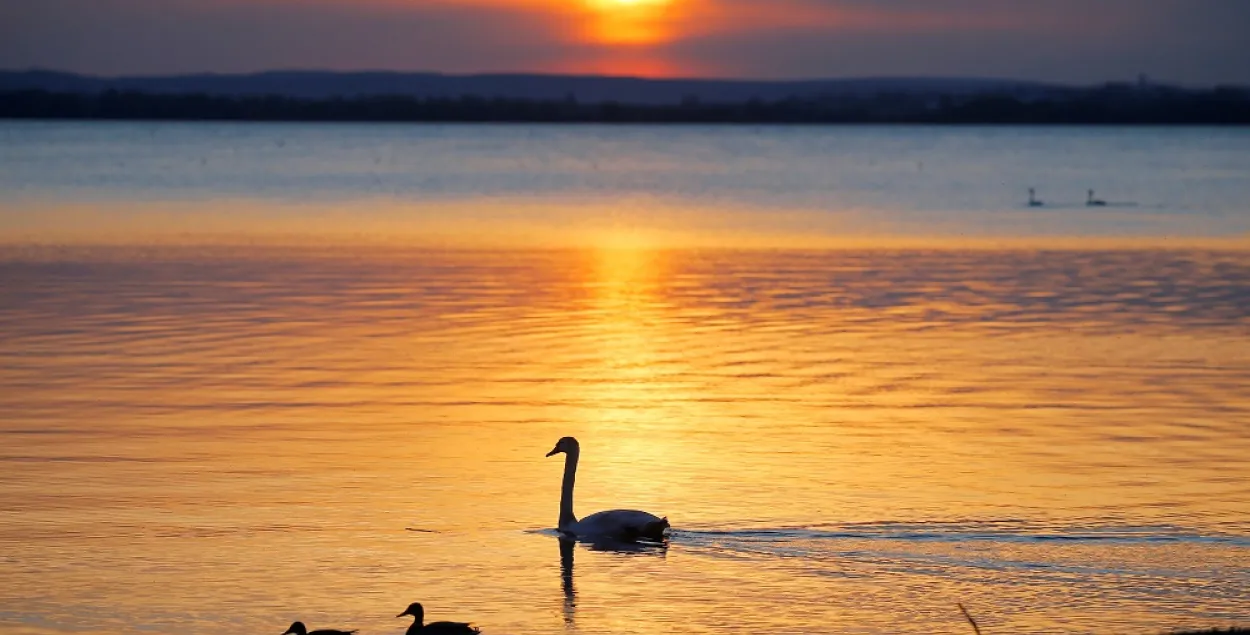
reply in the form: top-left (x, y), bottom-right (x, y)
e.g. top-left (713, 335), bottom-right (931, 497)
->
top-left (582, 0), bottom-right (677, 45)
top-left (586, 0), bottom-right (671, 9)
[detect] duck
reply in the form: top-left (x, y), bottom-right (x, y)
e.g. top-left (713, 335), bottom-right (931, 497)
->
top-left (398, 602), bottom-right (480, 635)
top-left (1086, 189), bottom-right (1107, 206)
top-left (281, 621), bottom-right (357, 635)
top-left (546, 436), bottom-right (670, 542)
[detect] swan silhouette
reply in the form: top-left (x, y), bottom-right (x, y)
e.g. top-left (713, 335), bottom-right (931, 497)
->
top-left (397, 602), bottom-right (480, 635)
top-left (1086, 189), bottom-right (1107, 206)
top-left (1028, 188), bottom-right (1044, 207)
top-left (546, 436), bottom-right (669, 542)
top-left (281, 622), bottom-right (356, 635)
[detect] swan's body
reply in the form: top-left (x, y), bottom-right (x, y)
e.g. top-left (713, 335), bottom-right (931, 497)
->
top-left (1087, 189), bottom-right (1107, 206)
top-left (281, 621), bottom-right (356, 635)
top-left (398, 602), bottom-right (480, 635)
top-left (546, 437), bottom-right (669, 542)
top-left (1028, 188), bottom-right (1044, 207)
top-left (568, 509), bottom-right (668, 540)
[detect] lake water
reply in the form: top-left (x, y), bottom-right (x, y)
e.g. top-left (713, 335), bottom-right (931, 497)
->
top-left (0, 122), bottom-right (1248, 635)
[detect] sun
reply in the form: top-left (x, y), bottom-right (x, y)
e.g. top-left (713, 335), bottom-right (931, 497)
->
top-left (582, 0), bottom-right (676, 45)
top-left (588, 0), bottom-right (670, 7)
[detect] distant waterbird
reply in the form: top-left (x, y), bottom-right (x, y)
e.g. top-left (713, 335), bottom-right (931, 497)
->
top-left (1027, 188), bottom-right (1044, 207)
top-left (281, 621), bottom-right (357, 635)
top-left (398, 602), bottom-right (481, 635)
top-left (1086, 189), bottom-right (1107, 206)
top-left (547, 436), bottom-right (670, 542)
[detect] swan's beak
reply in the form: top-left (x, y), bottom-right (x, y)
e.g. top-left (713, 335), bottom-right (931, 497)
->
top-left (545, 446), bottom-right (561, 457)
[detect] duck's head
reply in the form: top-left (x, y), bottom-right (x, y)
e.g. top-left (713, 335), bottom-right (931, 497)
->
top-left (282, 622), bottom-right (308, 635)
top-left (546, 437), bottom-right (580, 457)
top-left (397, 602), bottom-right (425, 620)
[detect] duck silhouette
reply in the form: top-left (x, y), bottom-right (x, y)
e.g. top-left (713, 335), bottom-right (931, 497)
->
top-left (398, 602), bottom-right (481, 635)
top-left (281, 621), bottom-right (357, 635)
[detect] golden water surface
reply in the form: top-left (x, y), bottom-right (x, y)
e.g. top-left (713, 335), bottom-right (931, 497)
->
top-left (1, 246), bottom-right (1247, 635)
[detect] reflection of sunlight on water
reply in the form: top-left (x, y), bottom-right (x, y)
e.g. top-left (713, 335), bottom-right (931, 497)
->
top-left (5, 198), bottom-right (1250, 251)
top-left (1, 247), bottom-right (1248, 635)
top-left (2, 198), bottom-right (1250, 250)
top-left (583, 248), bottom-right (671, 427)
top-left (5, 124), bottom-right (1250, 634)
top-left (575, 248), bottom-right (703, 503)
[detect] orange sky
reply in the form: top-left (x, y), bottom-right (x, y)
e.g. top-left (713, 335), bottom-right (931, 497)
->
top-left (331, 0), bottom-right (1069, 74)
top-left (3, 0), bottom-right (1250, 82)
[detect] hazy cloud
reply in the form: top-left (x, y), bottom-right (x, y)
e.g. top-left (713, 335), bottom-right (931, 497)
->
top-left (0, 0), bottom-right (583, 75)
top-left (658, 0), bottom-right (1250, 83)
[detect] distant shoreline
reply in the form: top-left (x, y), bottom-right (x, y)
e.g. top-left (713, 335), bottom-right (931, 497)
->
top-left (3, 86), bottom-right (1249, 124)
top-left (4, 70), bottom-right (1248, 124)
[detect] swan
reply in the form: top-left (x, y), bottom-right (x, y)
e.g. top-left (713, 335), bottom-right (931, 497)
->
top-left (1028, 188), bottom-right (1043, 207)
top-left (1086, 189), bottom-right (1107, 206)
top-left (397, 602), bottom-right (481, 635)
top-left (281, 622), bottom-right (356, 635)
top-left (546, 436), bottom-right (669, 542)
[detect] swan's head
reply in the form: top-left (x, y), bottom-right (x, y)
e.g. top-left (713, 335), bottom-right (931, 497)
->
top-left (397, 602), bottom-right (424, 620)
top-left (546, 436), bottom-right (580, 457)
top-left (282, 622), bottom-right (308, 635)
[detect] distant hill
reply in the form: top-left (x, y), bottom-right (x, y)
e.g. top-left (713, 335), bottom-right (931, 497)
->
top-left (0, 69), bottom-right (1064, 105)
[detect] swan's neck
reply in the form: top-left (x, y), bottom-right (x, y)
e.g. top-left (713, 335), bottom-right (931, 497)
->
top-left (559, 448), bottom-right (580, 529)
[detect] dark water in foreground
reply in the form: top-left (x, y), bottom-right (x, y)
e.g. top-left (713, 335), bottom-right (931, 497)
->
top-left (1, 247), bottom-right (1248, 634)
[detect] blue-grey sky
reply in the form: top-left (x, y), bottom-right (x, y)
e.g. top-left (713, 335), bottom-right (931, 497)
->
top-left (2, 0), bottom-right (1248, 83)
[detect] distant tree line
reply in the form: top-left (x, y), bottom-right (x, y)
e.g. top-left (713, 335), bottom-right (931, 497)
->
top-left (2, 85), bottom-right (1249, 124)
